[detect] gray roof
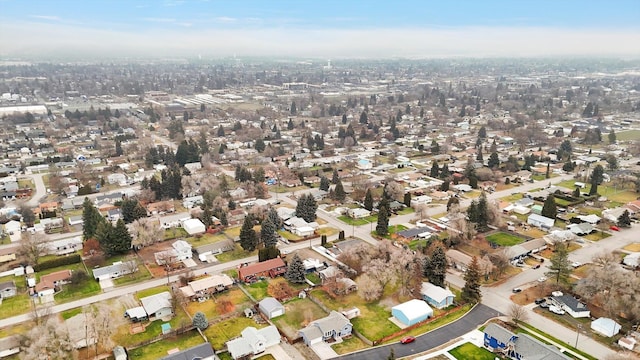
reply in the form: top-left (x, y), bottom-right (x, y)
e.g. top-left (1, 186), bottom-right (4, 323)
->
top-left (484, 323), bottom-right (515, 345)
top-left (314, 311), bottom-right (350, 335)
top-left (0, 281), bottom-right (16, 291)
top-left (259, 297), bottom-right (284, 314)
top-left (159, 342), bottom-right (215, 360)
top-left (396, 227), bottom-right (431, 239)
top-left (92, 261), bottom-right (137, 279)
top-left (551, 295), bottom-right (589, 313)
top-left (514, 333), bottom-right (570, 360)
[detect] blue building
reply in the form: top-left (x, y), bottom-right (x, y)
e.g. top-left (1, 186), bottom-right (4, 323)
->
top-left (391, 299), bottom-right (433, 327)
top-left (420, 282), bottom-right (455, 309)
top-left (484, 323), bottom-right (571, 360)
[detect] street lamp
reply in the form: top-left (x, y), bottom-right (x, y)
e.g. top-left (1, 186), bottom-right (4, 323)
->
top-left (574, 324), bottom-right (582, 348)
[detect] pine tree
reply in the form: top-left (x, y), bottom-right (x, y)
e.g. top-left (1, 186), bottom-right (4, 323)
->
top-left (260, 216), bottom-right (278, 248)
top-left (295, 194), bottom-right (317, 223)
top-left (478, 126), bottom-right (487, 139)
top-left (96, 221), bottom-right (116, 256)
top-left (431, 139), bottom-right (440, 154)
top-left (240, 215), bottom-right (258, 251)
top-left (546, 242), bottom-right (571, 284)
top-left (403, 192), bottom-right (411, 207)
top-left (608, 129), bottom-right (616, 144)
top-left (364, 189), bottom-right (373, 211)
top-left (423, 243), bottom-right (447, 287)
top-left (319, 176), bottom-right (330, 191)
top-left (290, 101), bottom-right (297, 115)
top-left (440, 180), bottom-right (450, 192)
top-left (430, 161), bottom-right (439, 178)
top-left (461, 256), bottom-right (482, 304)
top-left (376, 205), bottom-right (389, 236)
top-left (476, 192), bottom-right (489, 231)
top-left (112, 219), bottom-right (132, 255)
top-left (192, 312), bottom-right (208, 330)
top-left (82, 197), bottom-right (104, 240)
top-left (285, 254), bottom-right (306, 283)
top-left (541, 194), bottom-right (557, 219)
top-left (334, 179), bottom-right (346, 201)
top-left (331, 169), bottom-right (339, 184)
top-left (487, 152), bottom-right (499, 168)
top-left (618, 210), bottom-right (631, 228)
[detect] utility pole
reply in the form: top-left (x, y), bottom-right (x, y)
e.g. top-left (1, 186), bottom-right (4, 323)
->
top-left (574, 324), bottom-right (581, 348)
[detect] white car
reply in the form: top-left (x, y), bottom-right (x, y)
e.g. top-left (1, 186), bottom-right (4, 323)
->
top-left (549, 305), bottom-right (565, 315)
top-left (571, 262), bottom-right (582, 268)
top-left (538, 276), bottom-right (547, 283)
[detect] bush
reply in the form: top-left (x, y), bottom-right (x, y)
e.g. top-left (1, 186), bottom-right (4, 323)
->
top-left (338, 231), bottom-right (345, 241)
top-left (34, 254), bottom-right (82, 272)
top-left (192, 311), bottom-right (208, 330)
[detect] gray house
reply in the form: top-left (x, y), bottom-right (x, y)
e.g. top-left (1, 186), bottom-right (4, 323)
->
top-left (299, 311), bottom-right (352, 346)
top-left (159, 342), bottom-right (215, 360)
top-left (0, 281), bottom-right (17, 299)
top-left (93, 261), bottom-right (138, 281)
top-left (258, 297), bottom-right (285, 319)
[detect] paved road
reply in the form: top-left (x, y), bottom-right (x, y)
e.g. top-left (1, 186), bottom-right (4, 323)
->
top-left (334, 304), bottom-right (501, 360)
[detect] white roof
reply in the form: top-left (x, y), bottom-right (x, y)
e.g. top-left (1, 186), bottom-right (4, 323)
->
top-left (591, 317), bottom-right (621, 337)
top-left (421, 282), bottom-right (454, 302)
top-left (392, 299), bottom-right (433, 321)
top-left (623, 253), bottom-right (640, 267)
top-left (125, 306), bottom-right (147, 319)
top-left (140, 291), bottom-right (172, 315)
top-left (172, 239), bottom-right (192, 251)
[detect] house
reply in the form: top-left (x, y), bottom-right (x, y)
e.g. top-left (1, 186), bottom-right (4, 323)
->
top-left (146, 200), bottom-right (175, 215)
top-left (93, 261), bottom-right (138, 281)
top-left (484, 323), bottom-right (570, 360)
top-left (453, 184), bottom-right (472, 192)
top-left (550, 295), bottom-right (590, 318)
top-left (182, 195), bottom-right (203, 209)
top-left (590, 318), bottom-right (621, 337)
top-left (155, 240), bottom-right (193, 265)
top-left (576, 214), bottom-right (600, 224)
top-left (421, 282), bottom-right (454, 309)
top-left (238, 258), bottom-right (287, 283)
top-left (336, 278), bottom-right (358, 294)
top-left (299, 311), bottom-right (352, 346)
top-left (35, 270), bottom-right (73, 297)
top-left (67, 215), bottom-right (83, 226)
top-left (107, 208), bottom-right (122, 222)
top-left (445, 249), bottom-right (493, 274)
top-left (4, 220), bottom-right (22, 242)
top-left (318, 265), bottom-right (340, 281)
top-left (394, 227), bottom-right (432, 242)
top-left (258, 297), bottom-right (285, 319)
top-left (618, 336), bottom-right (637, 351)
top-left (410, 195), bottom-right (432, 207)
top-left (195, 241), bottom-right (235, 263)
top-left (159, 342), bottom-right (216, 360)
top-left (47, 236), bottom-right (83, 256)
top-left (183, 162), bottom-right (202, 172)
top-left (602, 207), bottom-right (628, 223)
top-left (140, 291), bottom-right (173, 319)
top-left (504, 238), bottom-right (547, 261)
top-left (347, 208), bottom-right (371, 219)
top-left (567, 222), bottom-right (593, 235)
top-left (391, 299), bottom-right (433, 327)
top-left (40, 217), bottom-right (64, 231)
top-left (276, 207), bottom-right (296, 221)
top-left (179, 274), bottom-right (233, 301)
top-left (124, 307), bottom-right (148, 322)
top-left (0, 281), bottom-right (17, 299)
top-left (226, 326), bottom-right (280, 360)
top-left (527, 213), bottom-right (555, 229)
top-left (95, 192), bottom-right (123, 204)
top-left (159, 212), bottom-right (191, 229)
top-left (182, 218), bottom-right (206, 235)
top-left (107, 173), bottom-right (128, 186)
top-left (284, 216), bottom-right (319, 236)
top-left (622, 253), bottom-right (640, 269)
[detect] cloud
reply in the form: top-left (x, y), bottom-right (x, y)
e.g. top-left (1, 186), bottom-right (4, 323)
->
top-left (1, 21), bottom-right (639, 59)
top-left (29, 15), bottom-right (61, 21)
top-left (214, 17), bottom-right (237, 23)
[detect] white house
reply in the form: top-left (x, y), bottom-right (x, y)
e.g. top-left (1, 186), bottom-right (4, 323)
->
top-left (172, 240), bottom-right (193, 260)
top-left (92, 261), bottom-right (138, 281)
top-left (182, 195), bottom-right (203, 209)
top-left (299, 311), bottom-right (352, 346)
top-left (410, 195), bottom-right (433, 207)
top-left (47, 236), bottom-right (83, 256)
top-left (107, 173), bottom-right (128, 186)
top-left (347, 208), bottom-right (371, 219)
top-left (140, 291), bottom-right (173, 320)
top-left (527, 213), bottom-right (555, 229)
top-left (226, 326), bottom-right (280, 360)
top-left (623, 253), bottom-right (640, 268)
top-left (590, 318), bottom-right (621, 337)
top-left (184, 162), bottom-right (202, 172)
top-left (550, 295), bottom-right (590, 318)
top-left (182, 218), bottom-right (206, 235)
top-left (4, 220), bottom-right (22, 243)
top-left (159, 212), bottom-right (191, 229)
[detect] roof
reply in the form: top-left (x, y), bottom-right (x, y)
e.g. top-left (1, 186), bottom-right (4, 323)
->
top-left (239, 258), bottom-right (285, 279)
top-left (484, 323), bottom-right (515, 345)
top-left (0, 280), bottom-right (16, 291)
top-left (528, 213), bottom-right (555, 227)
top-left (125, 306), bottom-right (147, 319)
top-left (159, 342), bottom-right (215, 360)
top-left (227, 326), bottom-right (280, 359)
top-left (392, 299), bottom-right (433, 320)
top-left (259, 297), bottom-right (284, 313)
top-left (591, 317), bottom-right (621, 336)
top-left (552, 295), bottom-right (589, 313)
top-left (420, 282), bottom-right (454, 302)
top-left (313, 311), bottom-right (351, 335)
top-left (514, 333), bottom-right (570, 360)
top-left (40, 269), bottom-right (72, 284)
top-left (140, 291), bottom-right (172, 315)
top-left (396, 227), bottom-right (431, 239)
top-left (299, 324), bottom-right (323, 340)
top-left (183, 274), bottom-right (233, 295)
top-left (92, 261), bottom-right (137, 279)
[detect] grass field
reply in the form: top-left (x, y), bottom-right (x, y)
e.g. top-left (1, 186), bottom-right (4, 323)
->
top-left (0, 294), bottom-right (31, 319)
top-left (185, 233), bottom-right (229, 247)
top-left (316, 227), bottom-right (339, 236)
top-left (113, 263), bottom-right (153, 286)
top-left (338, 215), bottom-right (377, 226)
top-left (205, 316), bottom-right (268, 349)
top-left (244, 281), bottom-right (269, 301)
top-left (136, 285), bottom-right (171, 300)
top-left (486, 232), bottom-right (524, 246)
top-left (449, 342), bottom-right (496, 360)
top-left (185, 288), bottom-right (252, 318)
top-left (616, 129), bottom-right (640, 141)
top-left (215, 244), bottom-right (258, 263)
top-left (112, 305), bottom-right (192, 348)
top-left (126, 331), bottom-right (205, 360)
top-left (272, 297), bottom-right (328, 338)
top-left (332, 335), bottom-right (369, 354)
top-left (623, 243), bottom-right (640, 252)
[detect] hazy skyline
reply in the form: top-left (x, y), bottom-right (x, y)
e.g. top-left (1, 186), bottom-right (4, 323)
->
top-left (1, 0), bottom-right (639, 59)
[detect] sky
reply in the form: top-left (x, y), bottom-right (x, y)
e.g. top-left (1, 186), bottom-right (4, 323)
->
top-left (1, 0), bottom-right (639, 59)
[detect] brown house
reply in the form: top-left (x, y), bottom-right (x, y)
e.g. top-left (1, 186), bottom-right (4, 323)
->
top-left (238, 258), bottom-right (287, 283)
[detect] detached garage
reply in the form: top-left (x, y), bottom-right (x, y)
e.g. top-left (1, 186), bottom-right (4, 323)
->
top-left (591, 318), bottom-right (621, 337)
top-left (182, 218), bottom-right (206, 235)
top-left (258, 297), bottom-right (285, 319)
top-left (391, 299), bottom-right (433, 327)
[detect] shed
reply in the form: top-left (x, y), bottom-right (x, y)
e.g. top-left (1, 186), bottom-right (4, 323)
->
top-left (391, 299), bottom-right (433, 326)
top-left (420, 282), bottom-right (454, 309)
top-left (182, 218), bottom-right (206, 235)
top-left (113, 346), bottom-right (127, 360)
top-left (590, 318), bottom-right (621, 337)
top-left (258, 297), bottom-right (285, 319)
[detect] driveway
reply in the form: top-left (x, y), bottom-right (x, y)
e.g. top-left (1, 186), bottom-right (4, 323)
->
top-left (334, 304), bottom-right (501, 360)
top-left (311, 341), bottom-right (339, 360)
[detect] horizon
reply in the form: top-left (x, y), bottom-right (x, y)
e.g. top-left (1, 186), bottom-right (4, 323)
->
top-left (1, 0), bottom-right (640, 60)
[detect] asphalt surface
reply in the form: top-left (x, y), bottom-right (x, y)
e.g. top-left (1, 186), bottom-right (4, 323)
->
top-left (334, 304), bottom-right (502, 360)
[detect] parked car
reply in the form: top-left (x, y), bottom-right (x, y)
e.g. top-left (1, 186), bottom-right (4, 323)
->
top-left (610, 225), bottom-right (620, 231)
top-left (533, 264), bottom-right (541, 269)
top-left (400, 336), bottom-right (416, 344)
top-left (571, 262), bottom-right (582, 268)
top-left (535, 298), bottom-right (546, 305)
top-left (512, 288), bottom-right (522, 293)
top-left (538, 276), bottom-right (548, 283)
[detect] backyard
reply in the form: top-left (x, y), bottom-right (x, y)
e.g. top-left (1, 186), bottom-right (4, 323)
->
top-left (486, 232), bottom-right (525, 247)
top-left (204, 316), bottom-right (268, 349)
top-left (271, 297), bottom-right (329, 339)
top-left (125, 331), bottom-right (205, 360)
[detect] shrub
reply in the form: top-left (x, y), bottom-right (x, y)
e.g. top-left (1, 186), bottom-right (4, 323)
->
top-left (34, 254), bottom-right (82, 272)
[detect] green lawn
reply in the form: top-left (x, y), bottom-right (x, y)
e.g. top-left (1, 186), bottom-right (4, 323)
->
top-left (278, 230), bottom-right (303, 241)
top-left (204, 316), bottom-right (267, 349)
top-left (215, 244), bottom-right (258, 263)
top-left (55, 279), bottom-right (101, 303)
top-left (486, 232), bottom-right (524, 246)
top-left (305, 272), bottom-right (321, 285)
top-left (136, 285), bottom-right (171, 300)
top-left (113, 305), bottom-right (192, 348)
top-left (243, 281), bottom-right (269, 301)
top-left (113, 264), bottom-right (153, 286)
top-left (126, 331), bottom-right (205, 360)
top-left (61, 307), bottom-right (83, 320)
top-left (616, 129), bottom-right (640, 141)
top-left (164, 227), bottom-right (188, 240)
top-left (338, 216), bottom-right (370, 226)
top-left (396, 207), bottom-right (414, 215)
top-left (449, 342), bottom-right (496, 360)
top-left (332, 335), bottom-right (369, 354)
top-left (272, 297), bottom-right (328, 338)
top-left (0, 294), bottom-right (31, 319)
top-left (224, 226), bottom-right (241, 238)
top-left (316, 227), bottom-right (339, 236)
top-left (184, 233), bottom-right (229, 247)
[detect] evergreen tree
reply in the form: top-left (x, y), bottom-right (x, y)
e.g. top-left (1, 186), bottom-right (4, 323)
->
top-left (290, 101), bottom-right (297, 115)
top-left (440, 180), bottom-right (450, 192)
top-left (364, 189), bottom-right (374, 211)
top-left (120, 199), bottom-right (147, 223)
top-left (431, 139), bottom-right (440, 154)
top-left (618, 210), bottom-right (631, 228)
top-left (255, 138), bottom-right (266, 153)
top-left (541, 194), bottom-right (557, 219)
top-left (430, 160), bottom-right (439, 178)
top-left (331, 169), bottom-right (340, 184)
top-left (321, 235), bottom-right (327, 246)
top-left (342, 114), bottom-right (347, 124)
top-left (440, 163), bottom-right (450, 179)
top-left (545, 163), bottom-right (550, 179)
top-left (95, 221), bottom-right (115, 256)
top-left (359, 111), bottom-right (368, 124)
top-left (260, 216), bottom-right (278, 248)
top-left (423, 243), bottom-right (447, 287)
top-left (239, 215), bottom-right (258, 252)
top-left (476, 148), bottom-right (483, 161)
top-left (112, 219), bottom-right (132, 255)
top-left (295, 194), bottom-right (317, 223)
top-left (487, 152), bottom-right (500, 168)
top-left (287, 118), bottom-right (294, 130)
top-left (376, 205), bottom-right (389, 236)
top-left (285, 254), bottom-right (306, 283)
top-left (403, 192), bottom-right (411, 207)
top-left (258, 246), bottom-right (281, 262)
top-left (82, 197), bottom-right (104, 240)
top-left (573, 187), bottom-right (581, 198)
top-left (546, 242), bottom-right (571, 284)
top-left (446, 196), bottom-right (460, 211)
top-left (334, 179), bottom-right (346, 201)
top-left (461, 256), bottom-right (482, 304)
top-left (469, 176), bottom-right (478, 189)
top-left (319, 176), bottom-right (330, 191)
top-left (608, 129), bottom-right (616, 144)
top-left (192, 312), bottom-right (208, 330)
top-left (217, 125), bottom-right (225, 137)
top-left (476, 192), bottom-right (489, 231)
top-left (478, 126), bottom-right (487, 139)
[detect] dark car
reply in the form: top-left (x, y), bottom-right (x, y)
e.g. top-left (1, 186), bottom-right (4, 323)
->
top-left (512, 288), bottom-right (522, 293)
top-left (533, 264), bottom-right (541, 269)
top-left (400, 336), bottom-right (416, 344)
top-left (535, 298), bottom-right (546, 305)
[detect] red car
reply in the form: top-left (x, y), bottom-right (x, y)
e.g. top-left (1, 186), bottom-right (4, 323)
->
top-left (400, 336), bottom-right (416, 344)
top-left (610, 225), bottom-right (620, 231)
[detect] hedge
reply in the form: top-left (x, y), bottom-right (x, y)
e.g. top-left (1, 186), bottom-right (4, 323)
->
top-left (34, 254), bottom-right (82, 272)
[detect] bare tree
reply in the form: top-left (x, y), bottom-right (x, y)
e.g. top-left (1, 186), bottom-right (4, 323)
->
top-left (130, 218), bottom-right (163, 248)
top-left (29, 300), bottom-right (52, 326)
top-left (489, 250), bottom-right (510, 279)
top-left (20, 317), bottom-right (76, 360)
top-left (357, 273), bottom-right (383, 301)
top-left (508, 303), bottom-right (529, 325)
top-left (383, 179), bottom-right (405, 201)
top-left (19, 232), bottom-right (49, 265)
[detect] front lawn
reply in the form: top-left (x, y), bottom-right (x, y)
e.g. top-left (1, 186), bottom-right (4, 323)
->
top-left (112, 305), bottom-right (192, 348)
top-left (185, 233), bottom-right (229, 247)
top-left (56, 277), bottom-right (101, 303)
top-left (215, 244), bottom-right (258, 263)
top-left (243, 281), bottom-right (269, 301)
top-left (164, 227), bottom-right (188, 240)
top-left (278, 230), bottom-right (302, 241)
top-left (486, 232), bottom-right (524, 246)
top-left (623, 243), bottom-right (640, 252)
top-left (0, 293), bottom-right (31, 319)
top-left (113, 263), bottom-right (153, 286)
top-left (316, 227), bottom-right (339, 236)
top-left (449, 342), bottom-right (496, 360)
top-left (185, 287), bottom-right (252, 318)
top-left (126, 331), bottom-right (205, 360)
top-left (331, 336), bottom-right (369, 354)
top-left (136, 285), bottom-right (171, 300)
top-left (396, 207), bottom-right (414, 215)
top-left (338, 216), bottom-right (370, 226)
